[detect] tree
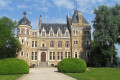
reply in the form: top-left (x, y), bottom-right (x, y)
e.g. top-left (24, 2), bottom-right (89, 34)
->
top-left (90, 41), bottom-right (117, 67)
top-left (0, 17), bottom-right (21, 59)
top-left (93, 4), bottom-right (120, 66)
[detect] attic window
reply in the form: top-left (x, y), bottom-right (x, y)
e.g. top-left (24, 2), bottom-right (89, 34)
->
top-left (50, 32), bottom-right (53, 37)
top-left (42, 32), bottom-right (45, 36)
top-left (58, 32), bottom-right (62, 37)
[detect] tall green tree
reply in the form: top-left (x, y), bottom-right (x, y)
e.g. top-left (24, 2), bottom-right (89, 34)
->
top-left (0, 17), bottom-right (21, 59)
top-left (93, 4), bottom-right (120, 65)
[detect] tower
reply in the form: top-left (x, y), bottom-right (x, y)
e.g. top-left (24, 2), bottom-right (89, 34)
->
top-left (67, 10), bottom-right (91, 61)
top-left (17, 11), bottom-right (31, 65)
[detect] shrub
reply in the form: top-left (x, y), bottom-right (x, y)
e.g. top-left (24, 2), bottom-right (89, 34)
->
top-left (57, 58), bottom-right (87, 73)
top-left (0, 58), bottom-right (29, 74)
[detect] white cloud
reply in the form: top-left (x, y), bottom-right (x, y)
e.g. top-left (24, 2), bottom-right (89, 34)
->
top-left (17, 4), bottom-right (29, 9)
top-left (53, 0), bottom-right (74, 9)
top-left (0, 0), bottom-right (11, 9)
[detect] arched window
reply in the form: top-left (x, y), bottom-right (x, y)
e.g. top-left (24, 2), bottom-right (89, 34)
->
top-left (50, 41), bottom-right (54, 47)
top-left (58, 41), bottom-right (62, 47)
top-left (65, 41), bottom-right (69, 47)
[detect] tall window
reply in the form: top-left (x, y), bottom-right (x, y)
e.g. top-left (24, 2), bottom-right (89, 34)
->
top-left (57, 52), bottom-right (63, 60)
top-left (42, 32), bottom-right (45, 36)
top-left (35, 52), bottom-right (37, 60)
top-left (32, 52), bottom-right (34, 60)
top-left (50, 52), bottom-right (55, 60)
top-left (22, 39), bottom-right (24, 44)
top-left (58, 41), bottom-right (62, 47)
top-left (27, 29), bottom-right (29, 35)
top-left (21, 51), bottom-right (24, 56)
top-left (32, 41), bottom-right (37, 47)
top-left (32, 41), bottom-right (34, 47)
top-left (26, 53), bottom-right (29, 58)
top-left (65, 52), bottom-right (70, 58)
top-left (21, 28), bottom-right (25, 34)
top-left (65, 41), bottom-right (69, 47)
top-left (50, 32), bottom-right (53, 36)
top-left (73, 30), bottom-right (78, 35)
top-left (57, 52), bottom-right (60, 60)
top-left (35, 41), bottom-right (37, 47)
top-left (53, 52), bottom-right (55, 60)
top-left (50, 52), bottom-right (52, 60)
top-left (32, 52), bottom-right (37, 60)
top-left (50, 41), bottom-right (54, 47)
top-left (65, 52), bottom-right (67, 58)
top-left (68, 52), bottom-right (70, 58)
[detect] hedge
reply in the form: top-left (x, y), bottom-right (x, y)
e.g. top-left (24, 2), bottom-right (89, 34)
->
top-left (57, 58), bottom-right (87, 73)
top-left (0, 58), bottom-right (29, 74)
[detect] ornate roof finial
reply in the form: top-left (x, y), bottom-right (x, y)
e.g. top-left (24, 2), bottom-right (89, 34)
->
top-left (23, 11), bottom-right (26, 17)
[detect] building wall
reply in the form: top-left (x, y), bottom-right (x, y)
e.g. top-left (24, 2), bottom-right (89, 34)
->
top-left (17, 11), bottom-right (91, 66)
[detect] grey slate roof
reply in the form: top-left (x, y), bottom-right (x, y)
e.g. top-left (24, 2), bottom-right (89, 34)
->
top-left (19, 17), bottom-right (31, 26)
top-left (19, 11), bottom-right (31, 26)
top-left (40, 23), bottom-right (68, 34)
top-left (72, 10), bottom-right (88, 24)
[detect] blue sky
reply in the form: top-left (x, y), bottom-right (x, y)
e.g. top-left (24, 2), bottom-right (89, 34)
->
top-left (0, 0), bottom-right (120, 57)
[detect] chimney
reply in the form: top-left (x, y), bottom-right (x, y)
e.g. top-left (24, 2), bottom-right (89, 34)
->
top-left (39, 15), bottom-right (42, 29)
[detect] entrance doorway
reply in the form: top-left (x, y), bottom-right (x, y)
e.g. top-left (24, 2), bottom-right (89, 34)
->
top-left (41, 52), bottom-right (46, 62)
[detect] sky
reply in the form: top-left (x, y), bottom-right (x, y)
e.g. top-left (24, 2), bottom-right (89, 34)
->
top-left (0, 0), bottom-right (120, 57)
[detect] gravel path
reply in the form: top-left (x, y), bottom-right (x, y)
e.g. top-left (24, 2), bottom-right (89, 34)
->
top-left (17, 67), bottom-right (76, 80)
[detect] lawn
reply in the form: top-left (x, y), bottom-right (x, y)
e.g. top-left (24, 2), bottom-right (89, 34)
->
top-left (65, 68), bottom-right (120, 80)
top-left (0, 74), bottom-right (22, 80)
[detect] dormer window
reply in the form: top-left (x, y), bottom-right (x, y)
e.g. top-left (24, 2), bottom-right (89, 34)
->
top-left (50, 32), bottom-right (53, 37)
top-left (57, 28), bottom-right (62, 37)
top-left (58, 32), bottom-right (61, 37)
top-left (65, 32), bottom-right (69, 37)
top-left (42, 32), bottom-right (45, 36)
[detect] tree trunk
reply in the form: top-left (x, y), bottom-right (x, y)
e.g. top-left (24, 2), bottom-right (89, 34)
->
top-left (110, 42), bottom-right (114, 67)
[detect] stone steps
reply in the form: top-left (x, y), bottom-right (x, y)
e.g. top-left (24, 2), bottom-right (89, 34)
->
top-left (37, 62), bottom-right (48, 67)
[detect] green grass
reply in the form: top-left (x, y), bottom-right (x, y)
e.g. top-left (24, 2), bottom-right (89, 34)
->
top-left (65, 68), bottom-right (120, 80)
top-left (0, 74), bottom-right (22, 80)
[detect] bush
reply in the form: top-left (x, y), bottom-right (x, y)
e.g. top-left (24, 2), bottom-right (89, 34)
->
top-left (0, 58), bottom-right (29, 74)
top-left (57, 58), bottom-right (87, 73)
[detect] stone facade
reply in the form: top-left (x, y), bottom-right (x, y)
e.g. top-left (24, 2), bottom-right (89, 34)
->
top-left (17, 10), bottom-right (91, 66)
